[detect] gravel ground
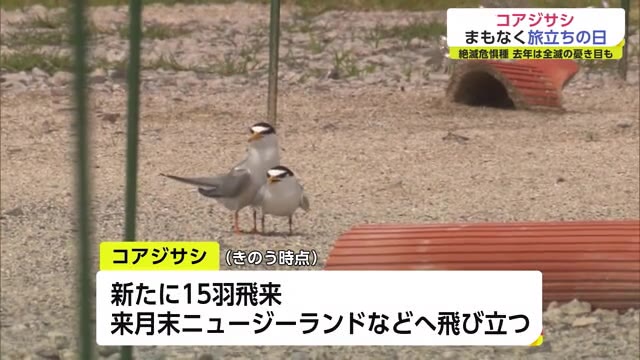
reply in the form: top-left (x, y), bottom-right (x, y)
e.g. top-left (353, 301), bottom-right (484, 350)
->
top-left (1, 3), bottom-right (640, 360)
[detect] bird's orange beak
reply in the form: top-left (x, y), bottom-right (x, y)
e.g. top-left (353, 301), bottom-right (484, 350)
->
top-left (248, 133), bottom-right (263, 142)
top-left (267, 176), bottom-right (279, 184)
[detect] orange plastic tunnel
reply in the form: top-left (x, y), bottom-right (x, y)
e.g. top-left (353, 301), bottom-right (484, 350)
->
top-left (324, 220), bottom-right (640, 312)
top-left (446, 59), bottom-right (580, 111)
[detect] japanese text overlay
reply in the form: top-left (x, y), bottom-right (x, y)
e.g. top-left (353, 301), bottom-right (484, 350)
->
top-left (446, 8), bottom-right (626, 60)
top-left (96, 270), bottom-right (543, 346)
top-left (100, 241), bottom-right (220, 271)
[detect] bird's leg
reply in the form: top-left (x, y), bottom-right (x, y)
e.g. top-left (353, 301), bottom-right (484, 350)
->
top-left (233, 211), bottom-right (241, 234)
top-left (261, 214), bottom-right (266, 234)
top-left (288, 216), bottom-right (293, 235)
top-left (249, 209), bottom-right (259, 234)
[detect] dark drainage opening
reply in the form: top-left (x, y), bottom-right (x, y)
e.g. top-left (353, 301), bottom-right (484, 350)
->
top-left (453, 71), bottom-right (516, 109)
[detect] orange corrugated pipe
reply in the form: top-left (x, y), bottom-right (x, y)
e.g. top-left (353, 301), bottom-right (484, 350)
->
top-left (325, 220), bottom-right (640, 311)
top-left (446, 59), bottom-right (580, 110)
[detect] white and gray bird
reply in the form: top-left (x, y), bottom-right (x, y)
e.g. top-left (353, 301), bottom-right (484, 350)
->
top-left (160, 122), bottom-right (280, 234)
top-left (254, 165), bottom-right (310, 235)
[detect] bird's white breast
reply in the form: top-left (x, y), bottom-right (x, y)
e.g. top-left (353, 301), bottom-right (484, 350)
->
top-left (261, 181), bottom-right (302, 217)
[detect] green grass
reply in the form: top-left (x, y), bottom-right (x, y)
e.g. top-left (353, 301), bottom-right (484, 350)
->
top-left (1, 0), bottom-right (637, 24)
top-left (283, 17), bottom-right (315, 33)
top-left (1, 29), bottom-right (66, 46)
top-left (331, 49), bottom-right (376, 78)
top-left (0, 0), bottom-right (268, 10)
top-left (1, 0), bottom-right (635, 12)
top-left (22, 12), bottom-right (66, 28)
top-left (145, 54), bottom-right (190, 71)
top-left (281, 46), bottom-right (305, 68)
top-left (308, 33), bottom-right (328, 54)
top-left (93, 55), bottom-right (200, 73)
top-left (118, 23), bottom-right (193, 40)
top-left (0, 49), bottom-right (73, 74)
top-left (210, 52), bottom-right (260, 76)
top-left (0, 48), bottom-right (262, 76)
top-left (360, 20), bottom-right (446, 49)
top-left (383, 20), bottom-right (446, 44)
top-left (1, 0), bottom-right (637, 75)
top-left (362, 24), bottom-right (386, 49)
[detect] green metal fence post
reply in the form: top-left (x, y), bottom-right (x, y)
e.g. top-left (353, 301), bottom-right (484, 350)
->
top-left (121, 0), bottom-right (143, 358)
top-left (267, 0), bottom-right (281, 127)
top-left (618, 0), bottom-right (630, 81)
top-left (70, 0), bottom-right (94, 358)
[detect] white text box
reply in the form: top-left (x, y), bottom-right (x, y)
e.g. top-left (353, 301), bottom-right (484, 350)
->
top-left (96, 270), bottom-right (543, 346)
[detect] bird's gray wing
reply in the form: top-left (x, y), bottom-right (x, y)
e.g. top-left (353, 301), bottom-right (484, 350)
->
top-left (196, 168), bottom-right (252, 198)
top-left (160, 173), bottom-right (226, 187)
top-left (252, 183), bottom-right (267, 207)
top-left (160, 168), bottom-right (251, 199)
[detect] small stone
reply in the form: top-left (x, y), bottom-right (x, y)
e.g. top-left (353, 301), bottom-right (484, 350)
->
top-left (326, 67), bottom-right (340, 80)
top-left (560, 299), bottom-right (591, 315)
top-left (623, 309), bottom-right (639, 323)
top-left (34, 343), bottom-right (59, 360)
top-left (50, 88), bottom-right (68, 97)
top-left (593, 308), bottom-right (619, 322)
top-left (5, 207), bottom-right (24, 216)
top-left (543, 307), bottom-right (565, 324)
top-left (440, 350), bottom-right (458, 359)
top-left (48, 332), bottom-right (69, 350)
top-left (314, 353), bottom-right (330, 360)
top-left (283, 71), bottom-right (302, 82)
top-left (108, 69), bottom-right (126, 80)
top-left (427, 73), bottom-right (450, 82)
top-left (59, 350), bottom-right (76, 360)
top-left (176, 71), bottom-right (200, 88)
top-left (409, 38), bottom-right (429, 48)
top-left (28, 4), bottom-right (48, 18)
top-left (51, 71), bottom-right (73, 86)
top-left (90, 68), bottom-right (108, 84)
top-left (2, 71), bottom-right (32, 85)
top-left (442, 131), bottom-right (469, 143)
top-left (106, 353), bottom-right (121, 360)
top-left (105, 48), bottom-right (125, 64)
top-left (572, 316), bottom-right (599, 327)
top-left (32, 67), bottom-right (49, 78)
top-left (97, 346), bottom-right (120, 357)
top-left (100, 112), bottom-right (120, 124)
top-left (546, 301), bottom-right (559, 310)
top-left (1, 80), bottom-right (26, 91)
top-left (287, 351), bottom-right (311, 360)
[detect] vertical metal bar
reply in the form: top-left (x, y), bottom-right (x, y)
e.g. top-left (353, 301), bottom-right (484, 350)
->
top-left (267, 0), bottom-right (281, 127)
top-left (618, 0), bottom-right (630, 81)
top-left (70, 0), bottom-right (93, 358)
top-left (121, 0), bottom-right (143, 358)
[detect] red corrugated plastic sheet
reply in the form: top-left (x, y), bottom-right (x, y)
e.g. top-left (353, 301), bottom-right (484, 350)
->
top-left (324, 220), bottom-right (640, 311)
top-left (491, 59), bottom-right (578, 108)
